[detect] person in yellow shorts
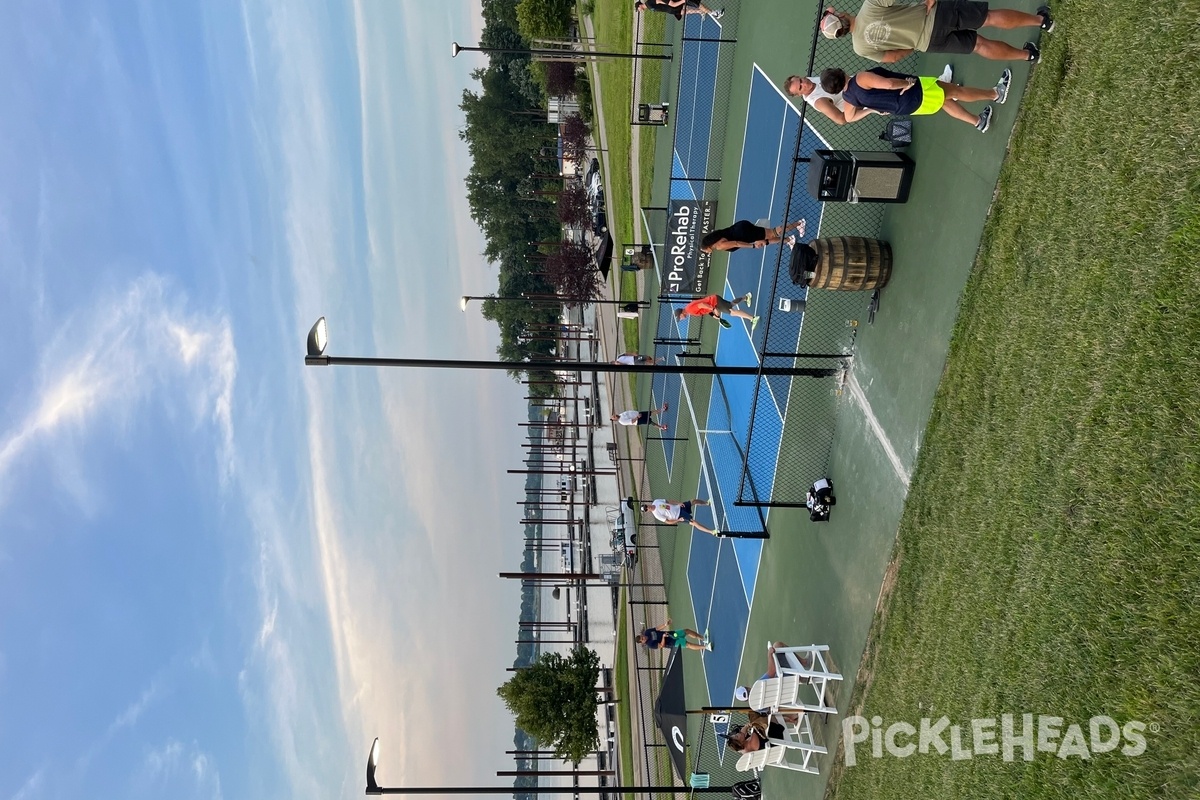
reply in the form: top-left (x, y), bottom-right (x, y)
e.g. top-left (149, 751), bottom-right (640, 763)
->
top-left (820, 65), bottom-right (1009, 133)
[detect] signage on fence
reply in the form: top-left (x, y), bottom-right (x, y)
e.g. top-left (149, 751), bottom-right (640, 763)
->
top-left (662, 199), bottom-right (715, 295)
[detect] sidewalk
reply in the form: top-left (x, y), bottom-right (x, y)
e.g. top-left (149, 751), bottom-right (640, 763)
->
top-left (580, 11), bottom-right (673, 792)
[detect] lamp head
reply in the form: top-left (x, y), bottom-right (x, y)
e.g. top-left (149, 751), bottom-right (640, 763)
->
top-left (306, 317), bottom-right (328, 357)
top-left (460, 296), bottom-right (470, 312)
top-left (451, 42), bottom-right (462, 57)
top-left (366, 737), bottom-right (381, 794)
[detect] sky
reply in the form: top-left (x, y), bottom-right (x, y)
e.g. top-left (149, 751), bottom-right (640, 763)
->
top-left (0, 1), bottom-right (532, 798)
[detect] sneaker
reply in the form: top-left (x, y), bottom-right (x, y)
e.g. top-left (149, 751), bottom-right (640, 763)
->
top-left (1024, 42), bottom-right (1041, 63)
top-left (751, 315), bottom-right (761, 331)
top-left (743, 292), bottom-right (752, 308)
top-left (710, 8), bottom-right (724, 20)
top-left (712, 529), bottom-right (723, 537)
top-left (938, 64), bottom-right (953, 83)
top-left (1036, 5), bottom-right (1055, 32)
top-left (704, 640), bottom-right (714, 651)
top-left (703, 628), bottom-right (710, 646)
top-left (661, 402), bottom-right (669, 412)
top-left (975, 105), bottom-right (993, 133)
top-left (994, 69), bottom-right (1012, 104)
top-left (719, 317), bottom-right (732, 329)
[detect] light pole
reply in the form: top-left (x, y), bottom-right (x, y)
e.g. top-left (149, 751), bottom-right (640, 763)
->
top-left (365, 738), bottom-right (727, 796)
top-left (460, 294), bottom-right (532, 311)
top-left (460, 295), bottom-right (651, 311)
top-left (306, 317), bottom-right (842, 378)
top-left (451, 41), bottom-right (671, 62)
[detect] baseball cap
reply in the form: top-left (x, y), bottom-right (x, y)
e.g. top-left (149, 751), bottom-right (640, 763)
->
top-left (734, 685), bottom-right (750, 703)
top-left (820, 12), bottom-right (843, 39)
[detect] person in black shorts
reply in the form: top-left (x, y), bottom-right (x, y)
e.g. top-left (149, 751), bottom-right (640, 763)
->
top-left (635, 0), bottom-right (723, 21)
top-left (701, 219), bottom-right (807, 253)
top-left (825, 65), bottom-right (1011, 133)
top-left (821, 1), bottom-right (1054, 64)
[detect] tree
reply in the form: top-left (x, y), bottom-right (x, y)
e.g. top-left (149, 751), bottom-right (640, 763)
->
top-left (545, 240), bottom-right (603, 306)
top-left (556, 184), bottom-right (590, 228)
top-left (560, 113), bottom-right (590, 164)
top-left (515, 0), bottom-right (574, 42)
top-left (544, 62), bottom-right (578, 97)
top-left (497, 647), bottom-right (601, 763)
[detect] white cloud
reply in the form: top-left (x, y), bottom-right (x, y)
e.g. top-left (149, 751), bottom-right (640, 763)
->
top-left (8, 767), bottom-right (43, 800)
top-left (75, 677), bottom-right (164, 771)
top-left (138, 739), bottom-right (223, 800)
top-left (228, 2), bottom-right (532, 796)
top-left (0, 274), bottom-right (238, 514)
top-left (110, 681), bottom-right (162, 734)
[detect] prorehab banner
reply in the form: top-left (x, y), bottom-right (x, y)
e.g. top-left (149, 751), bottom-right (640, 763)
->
top-left (661, 199), bottom-right (715, 295)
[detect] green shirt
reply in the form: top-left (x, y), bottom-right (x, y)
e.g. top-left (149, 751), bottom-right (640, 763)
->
top-left (852, 0), bottom-right (935, 61)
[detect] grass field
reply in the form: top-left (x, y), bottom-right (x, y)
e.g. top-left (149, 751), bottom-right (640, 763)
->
top-left (823, 1), bottom-right (1200, 797)
top-left (586, 0), bottom-right (667, 354)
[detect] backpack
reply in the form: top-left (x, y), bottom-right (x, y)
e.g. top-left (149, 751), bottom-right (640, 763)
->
top-left (879, 118), bottom-right (913, 148)
top-left (806, 477), bottom-right (836, 522)
top-left (731, 778), bottom-right (762, 800)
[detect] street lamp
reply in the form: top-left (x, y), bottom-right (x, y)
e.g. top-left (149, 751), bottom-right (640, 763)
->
top-left (460, 294), bottom-right (649, 311)
top-left (452, 40), bottom-right (671, 62)
top-left (365, 738), bottom-right (728, 796)
top-left (460, 294), bottom-right (541, 312)
top-left (305, 317), bottom-right (842, 377)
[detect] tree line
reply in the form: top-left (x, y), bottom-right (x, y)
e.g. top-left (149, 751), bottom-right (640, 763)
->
top-left (461, 0), bottom-right (598, 397)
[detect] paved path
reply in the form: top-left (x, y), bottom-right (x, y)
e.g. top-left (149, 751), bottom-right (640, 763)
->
top-left (580, 12), bottom-right (669, 792)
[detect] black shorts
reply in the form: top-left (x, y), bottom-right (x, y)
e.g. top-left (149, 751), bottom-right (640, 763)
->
top-left (713, 297), bottom-right (734, 314)
top-left (927, 0), bottom-right (989, 54)
top-left (727, 219), bottom-right (767, 245)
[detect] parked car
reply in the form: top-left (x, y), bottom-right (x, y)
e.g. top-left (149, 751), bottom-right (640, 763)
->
top-left (592, 205), bottom-right (608, 236)
top-left (609, 506), bottom-right (637, 567)
top-left (584, 158), bottom-right (606, 234)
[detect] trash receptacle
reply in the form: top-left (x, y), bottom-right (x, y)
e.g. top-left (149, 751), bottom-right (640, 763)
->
top-left (636, 103), bottom-right (669, 125)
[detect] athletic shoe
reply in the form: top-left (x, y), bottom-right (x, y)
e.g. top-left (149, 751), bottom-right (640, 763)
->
top-left (994, 69), bottom-right (1012, 104)
top-left (743, 292), bottom-right (752, 308)
top-left (1036, 5), bottom-right (1055, 32)
top-left (975, 105), bottom-right (993, 133)
top-left (751, 315), bottom-right (761, 331)
top-left (719, 317), bottom-right (732, 329)
top-left (702, 628), bottom-right (710, 646)
top-left (938, 64), bottom-right (953, 83)
top-left (712, 529), bottom-right (722, 537)
top-left (710, 8), bottom-right (724, 20)
top-left (661, 402), bottom-right (669, 412)
top-left (1024, 42), bottom-right (1041, 63)
top-left (704, 641), bottom-right (714, 651)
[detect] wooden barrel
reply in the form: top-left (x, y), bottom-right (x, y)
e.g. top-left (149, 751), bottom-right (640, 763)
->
top-left (810, 237), bottom-right (892, 291)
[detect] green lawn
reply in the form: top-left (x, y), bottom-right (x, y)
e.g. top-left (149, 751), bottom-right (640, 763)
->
top-left (613, 598), bottom-right (635, 800)
top-left (824, 1), bottom-right (1200, 797)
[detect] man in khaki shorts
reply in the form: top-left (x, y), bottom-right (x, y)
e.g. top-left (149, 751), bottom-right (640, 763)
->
top-left (820, 0), bottom-right (1054, 64)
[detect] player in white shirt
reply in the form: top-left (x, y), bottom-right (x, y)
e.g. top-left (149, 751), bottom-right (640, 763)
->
top-left (611, 402), bottom-right (669, 431)
top-left (640, 498), bottom-right (719, 536)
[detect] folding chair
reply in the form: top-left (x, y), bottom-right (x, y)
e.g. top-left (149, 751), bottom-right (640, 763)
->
top-left (770, 644), bottom-right (843, 714)
top-left (735, 743), bottom-right (819, 775)
top-left (766, 711), bottom-right (825, 773)
top-left (768, 711), bottom-right (826, 754)
top-left (749, 674), bottom-right (837, 716)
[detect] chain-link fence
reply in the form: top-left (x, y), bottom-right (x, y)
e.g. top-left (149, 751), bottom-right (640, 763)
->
top-left (733, 4), bottom-right (921, 507)
top-left (615, 4), bottom-right (923, 790)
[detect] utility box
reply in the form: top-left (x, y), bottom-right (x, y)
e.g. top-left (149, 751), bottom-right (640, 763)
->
top-left (636, 103), bottom-right (669, 126)
top-left (808, 150), bottom-right (914, 203)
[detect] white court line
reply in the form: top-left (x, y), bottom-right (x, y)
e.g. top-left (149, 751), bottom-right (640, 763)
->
top-left (847, 371), bottom-right (911, 486)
